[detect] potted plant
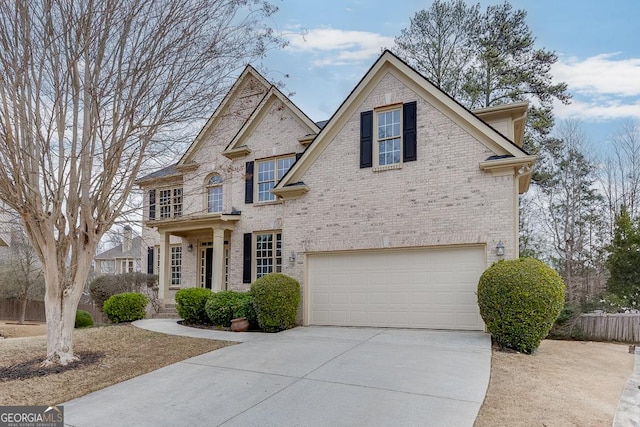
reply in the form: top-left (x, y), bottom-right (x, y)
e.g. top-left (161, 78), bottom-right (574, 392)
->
top-left (229, 299), bottom-right (250, 332)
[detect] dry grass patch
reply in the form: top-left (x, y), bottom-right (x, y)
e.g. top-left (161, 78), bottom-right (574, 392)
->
top-left (0, 324), bottom-right (232, 405)
top-left (475, 340), bottom-right (634, 427)
top-left (0, 321), bottom-right (47, 338)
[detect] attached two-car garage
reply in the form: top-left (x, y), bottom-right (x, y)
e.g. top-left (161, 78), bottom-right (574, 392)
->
top-left (307, 246), bottom-right (486, 330)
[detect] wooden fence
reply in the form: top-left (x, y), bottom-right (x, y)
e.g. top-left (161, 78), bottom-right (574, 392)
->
top-left (576, 313), bottom-right (640, 342)
top-left (0, 298), bottom-right (107, 325)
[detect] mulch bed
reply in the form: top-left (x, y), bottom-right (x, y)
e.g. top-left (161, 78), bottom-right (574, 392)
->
top-left (0, 352), bottom-right (104, 381)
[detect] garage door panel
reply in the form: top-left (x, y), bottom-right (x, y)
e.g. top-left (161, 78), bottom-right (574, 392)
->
top-left (308, 247), bottom-right (485, 330)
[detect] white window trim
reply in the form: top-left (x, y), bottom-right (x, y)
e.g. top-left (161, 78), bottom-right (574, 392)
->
top-left (373, 105), bottom-right (403, 171)
top-left (158, 186), bottom-right (183, 219)
top-left (206, 174), bottom-right (224, 213)
top-left (170, 245), bottom-right (182, 287)
top-left (253, 230), bottom-right (282, 281)
top-left (255, 155), bottom-right (296, 203)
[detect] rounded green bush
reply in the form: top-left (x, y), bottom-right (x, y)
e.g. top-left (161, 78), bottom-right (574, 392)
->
top-left (175, 288), bottom-right (212, 324)
top-left (250, 273), bottom-right (300, 333)
top-left (102, 292), bottom-right (148, 323)
top-left (205, 291), bottom-right (256, 327)
top-left (75, 310), bottom-right (94, 328)
top-left (477, 257), bottom-right (565, 353)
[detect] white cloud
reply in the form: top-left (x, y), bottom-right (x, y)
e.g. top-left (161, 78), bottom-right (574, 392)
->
top-left (285, 28), bottom-right (394, 67)
top-left (552, 53), bottom-right (640, 120)
top-left (552, 53), bottom-right (640, 97)
top-left (554, 98), bottom-right (640, 121)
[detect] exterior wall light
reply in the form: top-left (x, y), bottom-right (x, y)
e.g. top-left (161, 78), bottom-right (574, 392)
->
top-left (187, 243), bottom-right (193, 252)
top-left (289, 251), bottom-right (296, 263)
top-left (496, 241), bottom-right (505, 257)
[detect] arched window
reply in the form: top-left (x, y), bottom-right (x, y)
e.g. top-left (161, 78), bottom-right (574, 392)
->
top-left (207, 174), bottom-right (223, 213)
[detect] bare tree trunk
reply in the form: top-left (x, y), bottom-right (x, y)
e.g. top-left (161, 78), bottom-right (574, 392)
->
top-left (0, 0), bottom-right (282, 366)
top-left (18, 295), bottom-right (27, 325)
top-left (42, 242), bottom-right (94, 366)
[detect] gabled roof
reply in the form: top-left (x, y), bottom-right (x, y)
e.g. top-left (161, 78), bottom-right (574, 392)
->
top-left (178, 65), bottom-right (271, 166)
top-left (276, 50), bottom-right (535, 193)
top-left (95, 236), bottom-right (142, 260)
top-left (223, 85), bottom-right (319, 156)
top-left (136, 164), bottom-right (180, 185)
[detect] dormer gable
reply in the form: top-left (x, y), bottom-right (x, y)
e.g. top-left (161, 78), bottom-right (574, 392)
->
top-left (222, 86), bottom-right (320, 160)
top-left (178, 65), bottom-right (271, 166)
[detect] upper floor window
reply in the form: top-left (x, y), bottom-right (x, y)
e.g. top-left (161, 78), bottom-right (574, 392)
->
top-left (207, 174), bottom-right (223, 213)
top-left (158, 187), bottom-right (182, 219)
top-left (360, 102), bottom-right (416, 169)
top-left (376, 108), bottom-right (401, 167)
top-left (257, 155), bottom-right (295, 202)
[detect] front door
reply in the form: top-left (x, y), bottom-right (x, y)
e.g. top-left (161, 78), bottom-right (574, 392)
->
top-left (200, 242), bottom-right (228, 290)
top-left (204, 247), bottom-right (213, 289)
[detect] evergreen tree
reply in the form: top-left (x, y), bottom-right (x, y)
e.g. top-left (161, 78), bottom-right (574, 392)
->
top-left (606, 206), bottom-right (640, 307)
top-left (393, 1), bottom-right (570, 152)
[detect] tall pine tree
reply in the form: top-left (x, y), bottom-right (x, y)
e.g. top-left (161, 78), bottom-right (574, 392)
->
top-left (606, 206), bottom-right (640, 307)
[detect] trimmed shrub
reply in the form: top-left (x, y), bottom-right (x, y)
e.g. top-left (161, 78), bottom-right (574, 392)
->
top-left (89, 273), bottom-right (157, 308)
top-left (250, 273), bottom-right (300, 332)
top-left (205, 291), bottom-right (237, 326)
top-left (103, 292), bottom-right (148, 323)
top-left (477, 257), bottom-right (565, 353)
top-left (205, 291), bottom-right (256, 327)
top-left (75, 310), bottom-right (94, 328)
top-left (233, 293), bottom-right (258, 328)
top-left (175, 288), bottom-right (212, 324)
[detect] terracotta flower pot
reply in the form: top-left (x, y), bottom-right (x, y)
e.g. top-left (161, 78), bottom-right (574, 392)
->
top-left (230, 317), bottom-right (249, 332)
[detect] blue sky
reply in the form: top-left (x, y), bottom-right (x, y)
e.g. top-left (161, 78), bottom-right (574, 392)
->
top-left (260, 0), bottom-right (640, 152)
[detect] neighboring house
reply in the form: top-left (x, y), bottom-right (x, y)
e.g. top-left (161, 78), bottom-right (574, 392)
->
top-left (94, 226), bottom-right (142, 275)
top-left (137, 50), bottom-right (535, 330)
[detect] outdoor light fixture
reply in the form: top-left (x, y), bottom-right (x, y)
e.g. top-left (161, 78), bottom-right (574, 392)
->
top-left (496, 241), bottom-right (505, 257)
top-left (187, 243), bottom-right (193, 252)
top-left (289, 251), bottom-right (296, 263)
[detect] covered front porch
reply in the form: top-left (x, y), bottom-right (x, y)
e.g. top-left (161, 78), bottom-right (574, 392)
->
top-left (152, 214), bottom-right (240, 300)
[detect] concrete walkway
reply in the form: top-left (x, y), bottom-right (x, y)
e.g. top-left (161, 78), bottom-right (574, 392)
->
top-left (64, 319), bottom-right (491, 427)
top-left (614, 347), bottom-right (640, 427)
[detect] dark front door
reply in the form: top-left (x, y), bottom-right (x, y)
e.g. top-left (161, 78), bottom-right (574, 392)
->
top-left (205, 247), bottom-right (213, 290)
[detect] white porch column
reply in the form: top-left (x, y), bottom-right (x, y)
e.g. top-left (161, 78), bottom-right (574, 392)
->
top-left (158, 231), bottom-right (170, 300)
top-left (212, 228), bottom-right (225, 292)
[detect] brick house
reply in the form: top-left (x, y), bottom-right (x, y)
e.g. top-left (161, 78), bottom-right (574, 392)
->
top-left (94, 226), bottom-right (142, 275)
top-left (137, 50), bottom-right (535, 330)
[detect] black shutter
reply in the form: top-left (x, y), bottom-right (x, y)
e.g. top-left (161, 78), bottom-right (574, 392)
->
top-left (147, 247), bottom-right (154, 274)
top-left (148, 189), bottom-right (156, 219)
top-left (243, 233), bottom-right (252, 283)
top-left (245, 161), bottom-right (254, 204)
top-left (360, 110), bottom-right (373, 168)
top-left (403, 101), bottom-right (417, 162)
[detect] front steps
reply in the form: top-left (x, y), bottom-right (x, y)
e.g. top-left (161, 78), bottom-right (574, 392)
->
top-left (151, 303), bottom-right (180, 319)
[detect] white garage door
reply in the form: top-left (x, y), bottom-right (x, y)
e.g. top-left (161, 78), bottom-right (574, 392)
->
top-left (308, 246), bottom-right (486, 330)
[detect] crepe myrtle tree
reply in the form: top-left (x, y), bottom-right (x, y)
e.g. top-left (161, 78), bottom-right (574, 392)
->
top-left (0, 0), bottom-right (283, 365)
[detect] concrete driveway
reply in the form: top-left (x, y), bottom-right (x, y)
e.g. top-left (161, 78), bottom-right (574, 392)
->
top-left (64, 321), bottom-right (491, 427)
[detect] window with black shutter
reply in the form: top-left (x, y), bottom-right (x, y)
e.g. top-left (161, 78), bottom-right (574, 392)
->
top-left (147, 247), bottom-right (154, 274)
top-left (243, 233), bottom-right (252, 283)
top-left (245, 161), bottom-right (254, 204)
top-left (360, 111), bottom-right (373, 168)
top-left (403, 101), bottom-right (417, 162)
top-left (148, 189), bottom-right (156, 219)
top-left (360, 101), bottom-right (418, 169)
